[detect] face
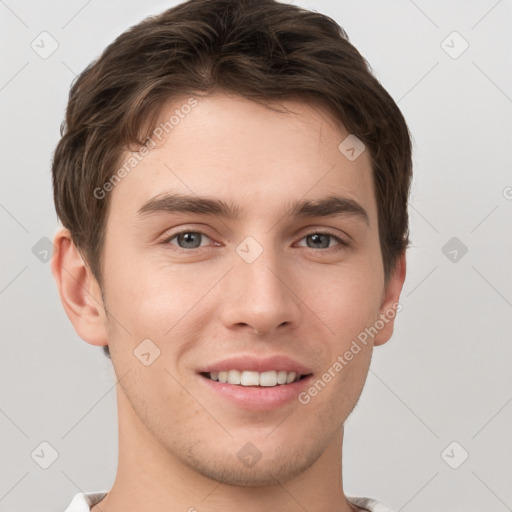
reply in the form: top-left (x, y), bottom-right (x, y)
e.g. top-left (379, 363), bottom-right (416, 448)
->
top-left (98, 93), bottom-right (400, 486)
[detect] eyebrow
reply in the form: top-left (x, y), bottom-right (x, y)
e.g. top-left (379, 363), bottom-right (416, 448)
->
top-left (137, 193), bottom-right (369, 226)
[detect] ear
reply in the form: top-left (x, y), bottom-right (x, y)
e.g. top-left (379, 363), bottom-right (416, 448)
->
top-left (51, 228), bottom-right (109, 347)
top-left (373, 251), bottom-right (406, 347)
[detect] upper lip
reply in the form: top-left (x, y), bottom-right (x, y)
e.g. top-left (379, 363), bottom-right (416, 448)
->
top-left (197, 355), bottom-right (313, 375)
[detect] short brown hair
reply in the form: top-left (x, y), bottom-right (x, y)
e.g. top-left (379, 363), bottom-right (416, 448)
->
top-left (52, 0), bottom-right (412, 356)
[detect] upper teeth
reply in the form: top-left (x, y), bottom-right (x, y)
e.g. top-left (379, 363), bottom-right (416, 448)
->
top-left (208, 370), bottom-right (300, 386)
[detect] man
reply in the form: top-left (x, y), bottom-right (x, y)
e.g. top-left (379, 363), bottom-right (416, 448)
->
top-left (51, 0), bottom-right (412, 510)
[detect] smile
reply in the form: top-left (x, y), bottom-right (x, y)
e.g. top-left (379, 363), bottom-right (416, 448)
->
top-left (201, 370), bottom-right (310, 387)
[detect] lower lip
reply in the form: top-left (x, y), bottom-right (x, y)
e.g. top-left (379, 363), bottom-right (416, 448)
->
top-left (198, 374), bottom-right (313, 410)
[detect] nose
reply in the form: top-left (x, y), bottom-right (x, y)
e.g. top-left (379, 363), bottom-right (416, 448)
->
top-left (218, 243), bottom-right (302, 337)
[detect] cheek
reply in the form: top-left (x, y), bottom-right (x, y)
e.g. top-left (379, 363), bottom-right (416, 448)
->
top-left (298, 342), bottom-right (372, 429)
top-left (301, 265), bottom-right (383, 337)
top-left (103, 249), bottom-right (223, 356)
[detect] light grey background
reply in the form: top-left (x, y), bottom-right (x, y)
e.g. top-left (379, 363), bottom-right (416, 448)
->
top-left (1, 1), bottom-right (511, 511)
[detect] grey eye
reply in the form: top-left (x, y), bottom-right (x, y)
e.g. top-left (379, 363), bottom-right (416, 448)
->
top-left (170, 232), bottom-right (208, 249)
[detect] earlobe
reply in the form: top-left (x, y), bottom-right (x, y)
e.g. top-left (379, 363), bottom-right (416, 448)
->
top-left (373, 251), bottom-right (407, 347)
top-left (51, 228), bottom-right (109, 347)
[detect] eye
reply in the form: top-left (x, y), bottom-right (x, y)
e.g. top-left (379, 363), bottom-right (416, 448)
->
top-left (162, 229), bottom-right (349, 253)
top-left (165, 231), bottom-right (213, 250)
top-left (296, 231), bottom-right (348, 250)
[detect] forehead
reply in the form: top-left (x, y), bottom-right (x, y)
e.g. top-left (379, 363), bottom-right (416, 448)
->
top-left (107, 93), bottom-right (376, 223)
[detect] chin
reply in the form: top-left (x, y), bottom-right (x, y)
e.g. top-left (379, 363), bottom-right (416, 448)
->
top-left (181, 440), bottom-right (323, 487)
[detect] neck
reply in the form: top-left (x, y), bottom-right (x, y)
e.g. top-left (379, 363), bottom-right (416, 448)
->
top-left (92, 386), bottom-right (357, 512)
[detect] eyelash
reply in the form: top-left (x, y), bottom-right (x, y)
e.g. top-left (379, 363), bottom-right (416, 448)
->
top-left (162, 229), bottom-right (349, 254)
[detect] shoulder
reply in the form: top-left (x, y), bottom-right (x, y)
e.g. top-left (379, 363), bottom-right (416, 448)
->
top-left (63, 491), bottom-right (109, 512)
top-left (348, 496), bottom-right (395, 512)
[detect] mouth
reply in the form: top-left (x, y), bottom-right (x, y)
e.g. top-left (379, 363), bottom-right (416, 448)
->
top-left (199, 370), bottom-right (312, 387)
top-left (196, 355), bottom-right (314, 409)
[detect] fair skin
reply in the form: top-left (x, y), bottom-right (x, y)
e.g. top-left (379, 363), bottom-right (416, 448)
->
top-left (52, 93), bottom-right (405, 512)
